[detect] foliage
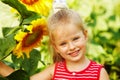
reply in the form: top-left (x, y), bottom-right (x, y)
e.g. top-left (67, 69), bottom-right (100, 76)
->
top-left (6, 69), bottom-right (29, 80)
top-left (0, 0), bottom-right (52, 79)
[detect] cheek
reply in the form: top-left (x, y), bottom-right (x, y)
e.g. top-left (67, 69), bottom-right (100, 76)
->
top-left (56, 46), bottom-right (68, 54)
top-left (59, 47), bottom-right (68, 52)
top-left (76, 40), bottom-right (86, 47)
top-left (79, 42), bottom-right (87, 53)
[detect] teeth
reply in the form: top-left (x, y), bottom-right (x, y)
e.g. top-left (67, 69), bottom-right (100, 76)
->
top-left (68, 50), bottom-right (79, 55)
top-left (70, 51), bottom-right (77, 55)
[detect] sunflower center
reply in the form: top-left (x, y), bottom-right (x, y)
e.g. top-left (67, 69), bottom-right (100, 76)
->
top-left (21, 0), bottom-right (39, 5)
top-left (23, 30), bottom-right (42, 47)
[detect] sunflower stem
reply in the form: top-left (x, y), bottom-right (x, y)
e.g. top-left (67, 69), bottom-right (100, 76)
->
top-left (19, 17), bottom-right (24, 26)
top-left (19, 20), bottom-right (23, 26)
top-left (0, 53), bottom-right (11, 61)
top-left (6, 27), bottom-right (20, 37)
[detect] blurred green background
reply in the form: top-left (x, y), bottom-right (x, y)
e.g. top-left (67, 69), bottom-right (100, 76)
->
top-left (0, 0), bottom-right (120, 80)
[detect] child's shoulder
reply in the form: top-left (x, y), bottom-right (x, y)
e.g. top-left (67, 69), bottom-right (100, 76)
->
top-left (89, 60), bottom-right (109, 80)
top-left (45, 63), bottom-right (56, 73)
top-left (46, 61), bottom-right (64, 72)
top-left (90, 61), bottom-right (110, 80)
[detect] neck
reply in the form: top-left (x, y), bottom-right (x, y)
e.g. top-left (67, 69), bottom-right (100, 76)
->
top-left (65, 56), bottom-right (90, 72)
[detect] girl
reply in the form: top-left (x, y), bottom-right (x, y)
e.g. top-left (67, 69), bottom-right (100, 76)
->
top-left (0, 9), bottom-right (109, 80)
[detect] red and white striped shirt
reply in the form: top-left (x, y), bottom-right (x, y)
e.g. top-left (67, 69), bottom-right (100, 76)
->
top-left (52, 60), bottom-right (103, 80)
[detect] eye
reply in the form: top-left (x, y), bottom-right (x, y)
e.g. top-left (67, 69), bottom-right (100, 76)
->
top-left (60, 42), bottom-right (66, 46)
top-left (73, 36), bottom-right (80, 41)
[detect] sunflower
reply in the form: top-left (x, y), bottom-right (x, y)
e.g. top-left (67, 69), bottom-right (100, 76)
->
top-left (13, 18), bottom-right (48, 58)
top-left (19, 0), bottom-right (53, 16)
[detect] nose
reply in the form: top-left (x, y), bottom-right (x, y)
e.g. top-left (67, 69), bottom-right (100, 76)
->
top-left (68, 42), bottom-right (75, 51)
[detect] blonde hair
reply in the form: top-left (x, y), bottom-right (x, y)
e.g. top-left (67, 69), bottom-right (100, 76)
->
top-left (47, 9), bottom-right (85, 63)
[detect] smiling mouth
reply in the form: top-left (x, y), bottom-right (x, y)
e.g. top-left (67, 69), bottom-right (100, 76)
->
top-left (68, 50), bottom-right (80, 57)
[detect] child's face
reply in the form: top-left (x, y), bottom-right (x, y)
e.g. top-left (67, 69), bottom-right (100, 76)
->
top-left (53, 23), bottom-right (87, 62)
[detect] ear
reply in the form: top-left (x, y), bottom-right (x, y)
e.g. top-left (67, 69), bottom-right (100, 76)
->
top-left (83, 30), bottom-right (88, 40)
top-left (83, 30), bottom-right (87, 37)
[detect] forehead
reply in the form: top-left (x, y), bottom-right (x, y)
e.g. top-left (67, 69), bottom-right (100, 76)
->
top-left (52, 23), bottom-right (82, 41)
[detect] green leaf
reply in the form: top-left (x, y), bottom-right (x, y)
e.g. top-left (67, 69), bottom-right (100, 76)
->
top-left (12, 49), bottom-right (42, 76)
top-left (12, 54), bottom-right (23, 67)
top-left (0, 34), bottom-right (16, 60)
top-left (6, 69), bottom-right (29, 80)
top-left (22, 12), bottom-right (41, 25)
top-left (2, 27), bottom-right (13, 37)
top-left (2, 27), bottom-right (20, 37)
top-left (21, 49), bottom-right (41, 76)
top-left (0, 76), bottom-right (8, 80)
